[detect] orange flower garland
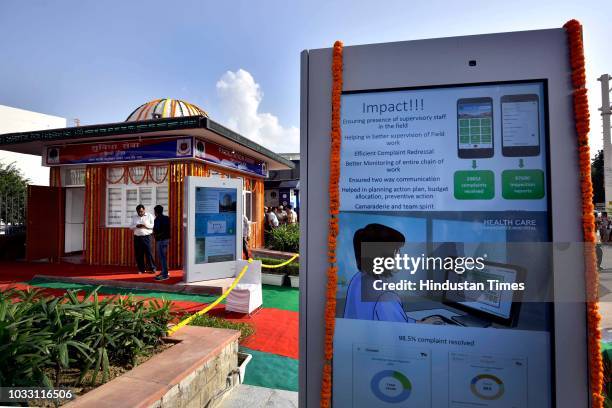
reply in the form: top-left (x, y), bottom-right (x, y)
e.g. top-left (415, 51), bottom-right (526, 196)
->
top-left (321, 40), bottom-right (344, 408)
top-left (321, 24), bottom-right (603, 406)
top-left (564, 19), bottom-right (604, 407)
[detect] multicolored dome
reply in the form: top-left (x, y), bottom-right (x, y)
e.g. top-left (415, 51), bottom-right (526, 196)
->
top-left (125, 98), bottom-right (208, 122)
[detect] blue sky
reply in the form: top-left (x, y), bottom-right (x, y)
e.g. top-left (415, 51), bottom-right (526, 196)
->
top-left (0, 0), bottom-right (610, 157)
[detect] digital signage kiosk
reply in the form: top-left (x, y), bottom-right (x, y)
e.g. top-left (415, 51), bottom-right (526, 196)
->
top-left (184, 176), bottom-right (243, 282)
top-left (300, 28), bottom-right (590, 407)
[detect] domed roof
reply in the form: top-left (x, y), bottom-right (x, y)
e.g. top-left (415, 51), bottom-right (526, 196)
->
top-left (125, 98), bottom-right (208, 122)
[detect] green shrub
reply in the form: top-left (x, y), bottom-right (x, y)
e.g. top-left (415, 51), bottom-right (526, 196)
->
top-left (188, 314), bottom-right (254, 342)
top-left (604, 348), bottom-right (612, 407)
top-left (267, 223), bottom-right (299, 253)
top-left (254, 257), bottom-right (299, 276)
top-left (0, 288), bottom-right (54, 387)
top-left (0, 287), bottom-right (172, 388)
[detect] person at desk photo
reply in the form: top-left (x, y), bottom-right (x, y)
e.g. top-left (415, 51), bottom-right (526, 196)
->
top-left (341, 224), bottom-right (513, 327)
top-left (343, 223), bottom-right (416, 323)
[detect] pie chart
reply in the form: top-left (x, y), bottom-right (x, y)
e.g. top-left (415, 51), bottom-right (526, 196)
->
top-left (370, 370), bottom-right (412, 403)
top-left (470, 374), bottom-right (505, 400)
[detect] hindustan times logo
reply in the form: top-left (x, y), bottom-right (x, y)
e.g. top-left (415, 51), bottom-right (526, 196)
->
top-left (372, 254), bottom-right (486, 275)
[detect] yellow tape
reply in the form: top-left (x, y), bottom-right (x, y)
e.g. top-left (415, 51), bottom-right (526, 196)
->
top-left (167, 259), bottom-right (253, 336)
top-left (167, 254), bottom-right (299, 336)
top-left (260, 254), bottom-right (299, 269)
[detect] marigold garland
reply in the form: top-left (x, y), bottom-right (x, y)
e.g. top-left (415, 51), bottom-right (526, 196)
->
top-left (320, 40), bottom-right (343, 408)
top-left (564, 19), bottom-right (604, 408)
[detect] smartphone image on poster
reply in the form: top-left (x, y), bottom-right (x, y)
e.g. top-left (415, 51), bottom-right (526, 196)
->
top-left (457, 97), bottom-right (494, 159)
top-left (501, 94), bottom-right (540, 157)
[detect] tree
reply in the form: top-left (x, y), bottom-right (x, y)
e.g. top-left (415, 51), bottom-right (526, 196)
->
top-left (592, 149), bottom-right (604, 206)
top-left (0, 162), bottom-right (29, 225)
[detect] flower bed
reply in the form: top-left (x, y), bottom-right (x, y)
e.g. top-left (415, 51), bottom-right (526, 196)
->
top-left (188, 313), bottom-right (254, 342)
top-left (266, 223), bottom-right (299, 253)
top-left (0, 287), bottom-right (172, 405)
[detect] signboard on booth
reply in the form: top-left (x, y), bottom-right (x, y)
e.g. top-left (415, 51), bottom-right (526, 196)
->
top-left (301, 28), bottom-right (590, 408)
top-left (184, 176), bottom-right (242, 282)
top-left (44, 137), bottom-right (267, 178)
top-left (44, 137), bottom-right (193, 165)
top-left (194, 138), bottom-right (268, 177)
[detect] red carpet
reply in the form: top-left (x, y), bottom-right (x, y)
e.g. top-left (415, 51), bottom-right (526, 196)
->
top-left (0, 261), bottom-right (299, 361)
top-left (210, 308), bottom-right (299, 359)
top-left (0, 261), bottom-right (184, 285)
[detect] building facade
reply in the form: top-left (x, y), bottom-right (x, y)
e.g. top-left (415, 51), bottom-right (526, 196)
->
top-left (264, 153), bottom-right (300, 210)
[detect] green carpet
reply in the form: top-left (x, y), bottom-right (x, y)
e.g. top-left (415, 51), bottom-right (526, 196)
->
top-left (26, 280), bottom-right (299, 312)
top-left (261, 285), bottom-right (299, 312)
top-left (240, 347), bottom-right (298, 392)
top-left (27, 278), bottom-right (219, 304)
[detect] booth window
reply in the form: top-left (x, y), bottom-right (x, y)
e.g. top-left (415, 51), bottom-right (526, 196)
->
top-left (244, 190), bottom-right (252, 221)
top-left (62, 167), bottom-right (86, 187)
top-left (105, 166), bottom-right (169, 227)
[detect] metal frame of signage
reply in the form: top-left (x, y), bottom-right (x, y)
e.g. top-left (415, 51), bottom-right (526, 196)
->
top-left (300, 29), bottom-right (588, 408)
top-left (183, 176), bottom-right (243, 282)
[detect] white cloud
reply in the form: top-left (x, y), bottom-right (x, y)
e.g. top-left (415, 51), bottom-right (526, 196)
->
top-left (215, 69), bottom-right (299, 153)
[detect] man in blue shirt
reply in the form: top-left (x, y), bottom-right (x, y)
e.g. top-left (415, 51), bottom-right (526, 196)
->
top-left (153, 205), bottom-right (171, 281)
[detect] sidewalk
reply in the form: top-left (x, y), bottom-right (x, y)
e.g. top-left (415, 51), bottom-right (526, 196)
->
top-left (220, 384), bottom-right (297, 408)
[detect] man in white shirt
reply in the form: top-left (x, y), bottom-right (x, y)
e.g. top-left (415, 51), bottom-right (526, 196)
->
top-left (267, 207), bottom-right (279, 228)
top-left (243, 214), bottom-right (251, 259)
top-left (131, 204), bottom-right (156, 274)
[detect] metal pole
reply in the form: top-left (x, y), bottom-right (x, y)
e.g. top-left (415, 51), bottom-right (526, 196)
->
top-left (599, 74), bottom-right (612, 212)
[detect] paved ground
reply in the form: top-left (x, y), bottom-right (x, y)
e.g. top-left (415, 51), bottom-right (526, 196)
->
top-left (220, 384), bottom-right (298, 408)
top-left (599, 245), bottom-right (612, 342)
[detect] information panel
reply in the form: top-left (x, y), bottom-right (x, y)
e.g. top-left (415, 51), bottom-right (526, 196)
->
top-left (333, 81), bottom-right (552, 407)
top-left (184, 176), bottom-right (242, 282)
top-left (194, 187), bottom-right (237, 263)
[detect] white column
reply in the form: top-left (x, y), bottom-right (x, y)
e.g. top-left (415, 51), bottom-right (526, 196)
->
top-left (599, 74), bottom-right (612, 211)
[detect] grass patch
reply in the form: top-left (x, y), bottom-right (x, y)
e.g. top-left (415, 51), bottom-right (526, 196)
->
top-left (188, 314), bottom-right (255, 342)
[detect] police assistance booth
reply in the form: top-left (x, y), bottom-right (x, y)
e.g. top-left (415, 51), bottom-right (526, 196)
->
top-left (0, 98), bottom-right (293, 269)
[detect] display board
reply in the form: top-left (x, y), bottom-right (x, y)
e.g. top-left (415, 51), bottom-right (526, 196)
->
top-left (184, 176), bottom-right (242, 282)
top-left (300, 28), bottom-right (589, 408)
top-left (334, 80), bottom-right (551, 407)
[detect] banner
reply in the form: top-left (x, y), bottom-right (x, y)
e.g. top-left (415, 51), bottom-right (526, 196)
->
top-left (194, 138), bottom-right (267, 177)
top-left (44, 137), bottom-right (193, 165)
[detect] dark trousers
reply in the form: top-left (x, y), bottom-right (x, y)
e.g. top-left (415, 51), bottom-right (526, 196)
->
top-left (156, 239), bottom-right (169, 278)
top-left (134, 235), bottom-right (156, 273)
top-left (243, 237), bottom-right (251, 259)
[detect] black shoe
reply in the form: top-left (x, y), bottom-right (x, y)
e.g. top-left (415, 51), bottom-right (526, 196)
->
top-left (155, 275), bottom-right (169, 281)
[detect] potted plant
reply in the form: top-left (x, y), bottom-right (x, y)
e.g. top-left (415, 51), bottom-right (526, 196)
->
top-left (287, 263), bottom-right (299, 288)
top-left (257, 257), bottom-right (288, 286)
top-left (237, 351), bottom-right (253, 384)
top-left (261, 268), bottom-right (286, 286)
